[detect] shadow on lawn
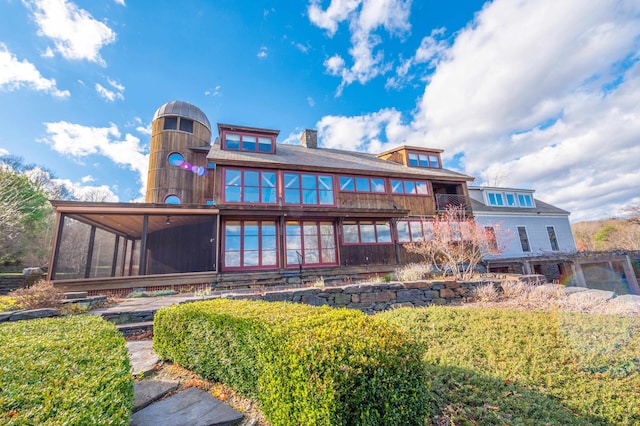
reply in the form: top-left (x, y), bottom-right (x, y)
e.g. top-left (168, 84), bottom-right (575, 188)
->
top-left (426, 364), bottom-right (604, 426)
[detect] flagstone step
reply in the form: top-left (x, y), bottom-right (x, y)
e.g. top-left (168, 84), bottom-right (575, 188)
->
top-left (133, 380), bottom-right (179, 413)
top-left (127, 340), bottom-right (160, 377)
top-left (117, 321), bottom-right (154, 338)
top-left (130, 387), bottom-right (243, 426)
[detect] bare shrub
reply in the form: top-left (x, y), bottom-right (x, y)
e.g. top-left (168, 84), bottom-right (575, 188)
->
top-left (473, 283), bottom-right (500, 302)
top-left (500, 281), bottom-right (528, 299)
top-left (395, 263), bottom-right (431, 282)
top-left (9, 280), bottom-right (63, 310)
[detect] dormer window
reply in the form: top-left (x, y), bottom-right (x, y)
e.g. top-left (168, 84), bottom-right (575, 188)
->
top-left (222, 131), bottom-right (275, 153)
top-left (163, 116), bottom-right (194, 134)
top-left (407, 151), bottom-right (441, 168)
top-left (486, 190), bottom-right (536, 208)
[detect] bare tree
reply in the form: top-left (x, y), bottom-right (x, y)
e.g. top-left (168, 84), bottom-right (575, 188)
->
top-left (404, 206), bottom-right (510, 280)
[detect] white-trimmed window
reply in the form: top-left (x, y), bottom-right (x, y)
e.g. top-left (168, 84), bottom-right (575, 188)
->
top-left (517, 226), bottom-right (531, 252)
top-left (547, 226), bottom-right (559, 251)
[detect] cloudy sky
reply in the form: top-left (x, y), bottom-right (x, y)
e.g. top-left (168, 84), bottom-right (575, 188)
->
top-left (0, 0), bottom-right (638, 221)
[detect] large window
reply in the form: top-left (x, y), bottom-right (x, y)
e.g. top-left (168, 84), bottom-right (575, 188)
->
top-left (517, 226), bottom-right (531, 252)
top-left (487, 192), bottom-right (504, 206)
top-left (223, 131), bottom-right (275, 153)
top-left (518, 194), bottom-right (533, 207)
top-left (343, 221), bottom-right (392, 244)
top-left (397, 220), bottom-right (433, 243)
top-left (547, 226), bottom-right (559, 251)
top-left (408, 152), bottom-right (441, 168)
top-left (390, 179), bottom-right (429, 196)
top-left (486, 191), bottom-right (535, 208)
top-left (285, 221), bottom-right (336, 266)
top-left (339, 176), bottom-right (386, 193)
top-left (283, 173), bottom-right (334, 205)
top-left (223, 168), bottom-right (277, 204)
top-left (223, 220), bottom-right (277, 270)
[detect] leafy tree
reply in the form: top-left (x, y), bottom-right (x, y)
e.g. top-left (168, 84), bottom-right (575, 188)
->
top-left (404, 206), bottom-right (509, 280)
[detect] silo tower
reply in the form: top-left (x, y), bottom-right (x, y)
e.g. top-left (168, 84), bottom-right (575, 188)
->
top-left (146, 101), bottom-right (212, 204)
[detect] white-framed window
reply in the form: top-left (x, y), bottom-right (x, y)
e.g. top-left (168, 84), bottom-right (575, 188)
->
top-left (517, 226), bottom-right (531, 252)
top-left (487, 192), bottom-right (504, 206)
top-left (546, 226), bottom-right (559, 251)
top-left (485, 191), bottom-right (535, 208)
top-left (518, 193), bottom-right (534, 207)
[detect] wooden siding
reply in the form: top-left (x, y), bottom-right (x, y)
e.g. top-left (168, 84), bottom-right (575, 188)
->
top-left (376, 150), bottom-right (405, 165)
top-left (340, 244), bottom-right (397, 267)
top-left (336, 192), bottom-right (435, 216)
top-left (146, 117), bottom-right (211, 203)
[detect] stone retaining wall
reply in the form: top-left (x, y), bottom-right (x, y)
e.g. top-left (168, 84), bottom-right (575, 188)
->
top-left (0, 274), bottom-right (42, 295)
top-left (225, 279), bottom-right (485, 313)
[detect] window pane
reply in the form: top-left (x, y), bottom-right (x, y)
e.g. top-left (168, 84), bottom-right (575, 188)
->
top-left (225, 186), bottom-right (241, 203)
top-left (321, 248), bottom-right (336, 263)
top-left (318, 190), bottom-right (333, 205)
top-left (360, 223), bottom-right (376, 243)
top-left (318, 175), bottom-right (333, 190)
top-left (371, 178), bottom-right (385, 192)
top-left (262, 223), bottom-right (276, 236)
top-left (167, 152), bottom-right (184, 167)
top-left (301, 174), bottom-right (317, 189)
top-left (376, 223), bottom-right (391, 242)
top-left (284, 189), bottom-right (300, 204)
top-left (244, 250), bottom-right (259, 266)
top-left (262, 188), bottom-right (276, 203)
top-left (262, 250), bottom-right (277, 265)
top-left (355, 177), bottom-right (370, 192)
top-left (408, 153), bottom-right (419, 166)
top-left (286, 235), bottom-right (301, 250)
top-left (258, 137), bottom-right (272, 152)
top-left (244, 186), bottom-right (259, 203)
top-left (343, 223), bottom-right (359, 243)
top-left (305, 250), bottom-right (319, 264)
top-left (304, 223), bottom-right (318, 236)
top-left (506, 193), bottom-right (516, 206)
top-left (287, 250), bottom-right (300, 265)
top-left (262, 172), bottom-right (276, 187)
top-left (225, 133), bottom-right (240, 150)
top-left (517, 226), bottom-right (530, 252)
top-left (225, 251), bottom-right (240, 267)
top-left (419, 154), bottom-right (429, 167)
top-left (547, 226), bottom-right (559, 251)
top-left (416, 181), bottom-right (428, 195)
top-left (391, 180), bottom-right (403, 193)
top-left (286, 222), bottom-right (301, 236)
top-left (244, 171), bottom-right (259, 187)
top-left (163, 117), bottom-right (177, 130)
top-left (302, 189), bottom-right (318, 204)
top-left (404, 180), bottom-right (416, 194)
top-left (244, 222), bottom-right (259, 235)
top-left (410, 222), bottom-right (423, 241)
top-left (397, 221), bottom-right (410, 242)
top-left (225, 222), bottom-right (241, 236)
top-left (284, 173), bottom-right (299, 188)
top-left (429, 154), bottom-right (440, 167)
top-left (242, 136), bottom-right (257, 151)
top-left (263, 236), bottom-right (277, 250)
top-left (164, 195), bottom-right (181, 204)
top-left (179, 118), bottom-right (193, 133)
top-left (225, 169), bottom-right (241, 185)
top-left (340, 176), bottom-right (354, 191)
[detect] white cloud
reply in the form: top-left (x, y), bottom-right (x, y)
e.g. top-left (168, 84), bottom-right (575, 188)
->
top-left (136, 124), bottom-right (151, 136)
top-left (293, 41), bottom-right (311, 53)
top-left (107, 78), bottom-right (124, 92)
top-left (307, 96), bottom-right (316, 107)
top-left (41, 46), bottom-right (55, 57)
top-left (53, 178), bottom-right (119, 201)
top-left (80, 175), bottom-right (94, 183)
top-left (39, 121), bottom-right (149, 197)
top-left (113, 0), bottom-right (125, 6)
top-left (0, 43), bottom-right (70, 97)
top-left (95, 82), bottom-right (124, 101)
top-left (317, 0), bottom-right (640, 221)
top-left (204, 85), bottom-right (222, 97)
top-left (24, 0), bottom-right (116, 65)
top-left (0, 148), bottom-right (9, 156)
top-left (309, 0), bottom-right (412, 93)
top-left (257, 46), bottom-right (268, 58)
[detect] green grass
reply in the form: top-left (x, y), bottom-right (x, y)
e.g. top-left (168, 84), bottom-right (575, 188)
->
top-left (0, 315), bottom-right (133, 424)
top-left (378, 306), bottom-right (640, 425)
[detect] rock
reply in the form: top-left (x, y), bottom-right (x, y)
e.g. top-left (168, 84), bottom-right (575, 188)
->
top-left (22, 267), bottom-right (43, 276)
top-left (127, 340), bottom-right (160, 377)
top-left (131, 387), bottom-right (243, 426)
top-left (133, 380), bottom-right (179, 412)
top-left (396, 289), bottom-right (424, 303)
top-left (439, 288), bottom-right (456, 298)
top-left (568, 289), bottom-right (616, 304)
top-left (9, 308), bottom-right (60, 321)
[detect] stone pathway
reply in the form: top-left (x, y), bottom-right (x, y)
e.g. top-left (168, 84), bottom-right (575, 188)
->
top-left (127, 340), bottom-right (243, 426)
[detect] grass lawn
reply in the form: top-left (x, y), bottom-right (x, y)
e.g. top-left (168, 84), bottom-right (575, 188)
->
top-left (378, 306), bottom-right (640, 425)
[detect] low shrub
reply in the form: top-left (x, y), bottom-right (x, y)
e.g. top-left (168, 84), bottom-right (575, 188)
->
top-left (0, 296), bottom-right (18, 312)
top-left (128, 289), bottom-right (177, 298)
top-left (0, 315), bottom-right (132, 424)
top-left (8, 280), bottom-right (63, 310)
top-left (154, 299), bottom-right (429, 426)
top-left (378, 306), bottom-right (640, 425)
top-left (395, 262), bottom-right (431, 282)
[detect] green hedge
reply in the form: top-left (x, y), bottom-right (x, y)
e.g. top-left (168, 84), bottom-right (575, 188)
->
top-left (0, 315), bottom-right (133, 425)
top-left (153, 299), bottom-right (429, 425)
top-left (378, 306), bottom-right (640, 425)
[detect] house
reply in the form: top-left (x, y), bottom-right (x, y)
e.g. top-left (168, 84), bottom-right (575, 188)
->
top-left (46, 101), bottom-right (474, 293)
top-left (467, 186), bottom-right (577, 280)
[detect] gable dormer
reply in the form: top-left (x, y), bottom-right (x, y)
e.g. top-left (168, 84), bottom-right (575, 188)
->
top-left (218, 123), bottom-right (280, 154)
top-left (376, 145), bottom-right (443, 169)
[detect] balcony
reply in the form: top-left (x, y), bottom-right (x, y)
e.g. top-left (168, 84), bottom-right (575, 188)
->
top-left (435, 193), bottom-right (469, 211)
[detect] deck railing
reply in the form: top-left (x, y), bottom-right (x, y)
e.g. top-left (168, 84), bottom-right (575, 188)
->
top-left (435, 194), bottom-right (469, 211)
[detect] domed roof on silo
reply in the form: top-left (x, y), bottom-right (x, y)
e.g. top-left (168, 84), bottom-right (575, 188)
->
top-left (152, 101), bottom-right (211, 132)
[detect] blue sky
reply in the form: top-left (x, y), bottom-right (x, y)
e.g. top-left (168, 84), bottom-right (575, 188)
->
top-left (0, 0), bottom-right (639, 221)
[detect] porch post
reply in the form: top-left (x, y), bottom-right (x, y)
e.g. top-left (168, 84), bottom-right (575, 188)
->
top-left (139, 215), bottom-right (149, 275)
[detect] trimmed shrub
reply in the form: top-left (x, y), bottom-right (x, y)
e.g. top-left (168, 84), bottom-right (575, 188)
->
top-left (153, 299), bottom-right (429, 426)
top-left (0, 315), bottom-right (133, 424)
top-left (378, 306), bottom-right (640, 425)
top-left (8, 280), bottom-right (63, 310)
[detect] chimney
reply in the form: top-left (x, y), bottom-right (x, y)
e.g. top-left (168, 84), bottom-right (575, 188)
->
top-left (300, 129), bottom-right (318, 149)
